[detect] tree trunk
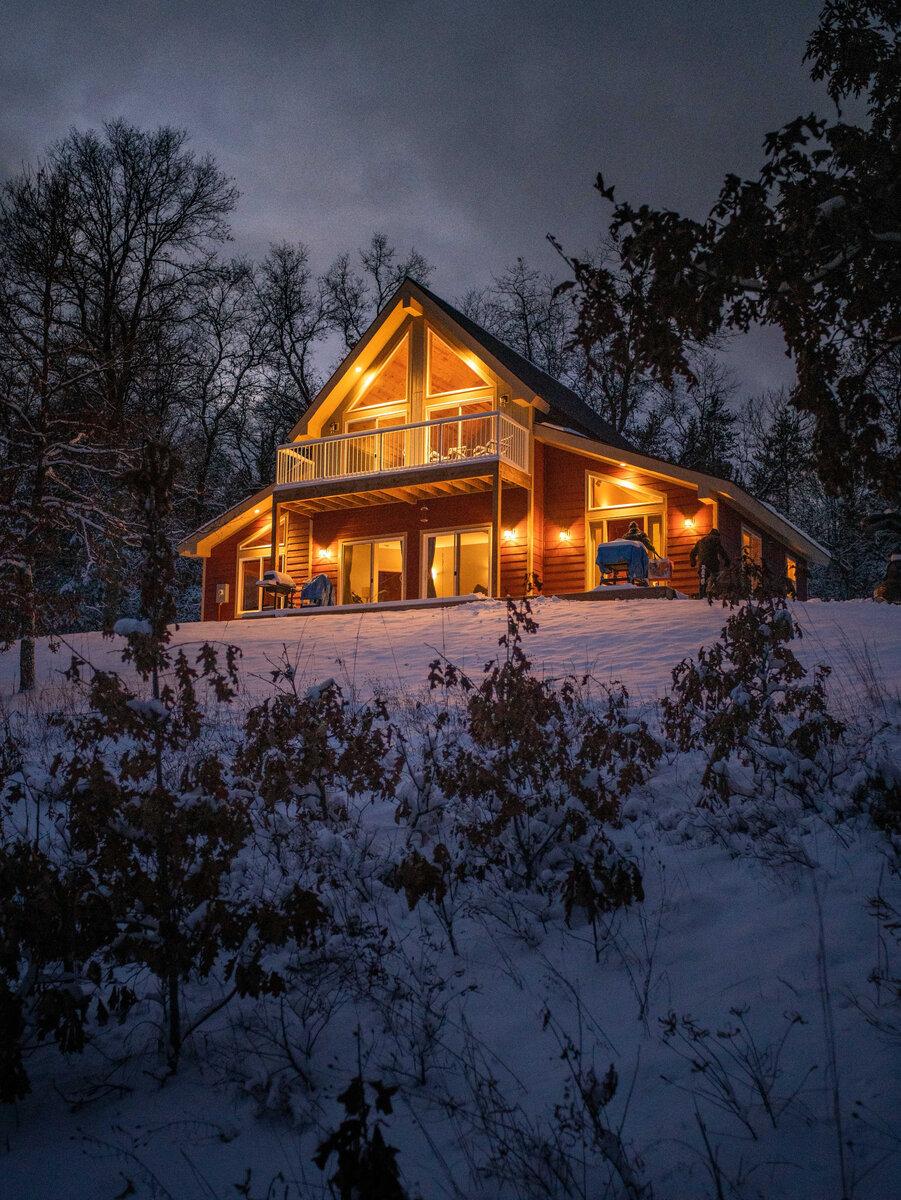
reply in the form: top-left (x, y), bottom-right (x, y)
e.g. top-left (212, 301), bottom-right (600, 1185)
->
top-left (19, 563), bottom-right (36, 692)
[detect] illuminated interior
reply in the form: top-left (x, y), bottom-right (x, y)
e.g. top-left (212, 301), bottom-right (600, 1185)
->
top-left (742, 527), bottom-right (763, 565)
top-left (588, 474), bottom-right (661, 510)
top-left (341, 538), bottom-right (404, 604)
top-left (425, 528), bottom-right (490, 597)
top-left (347, 335), bottom-right (409, 418)
top-left (586, 472), bottom-right (666, 585)
top-left (427, 329), bottom-right (490, 395)
top-left (236, 518), bottom-right (287, 613)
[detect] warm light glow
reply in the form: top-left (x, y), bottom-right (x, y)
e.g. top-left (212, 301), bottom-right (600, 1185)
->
top-left (355, 365), bottom-right (363, 373)
top-left (503, 528), bottom-right (516, 542)
top-left (559, 528), bottom-right (572, 543)
top-left (319, 546), bottom-right (332, 560)
top-left (254, 508), bottom-right (260, 514)
top-left (430, 566), bottom-right (438, 580)
top-left (618, 461), bottom-right (627, 467)
top-left (684, 518), bottom-right (696, 529)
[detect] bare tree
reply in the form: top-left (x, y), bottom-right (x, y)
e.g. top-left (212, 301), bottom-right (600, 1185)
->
top-left (324, 233), bottom-right (433, 350)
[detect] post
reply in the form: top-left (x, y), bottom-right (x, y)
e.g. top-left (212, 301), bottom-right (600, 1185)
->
top-left (270, 496), bottom-right (279, 571)
top-left (492, 462), bottom-right (502, 598)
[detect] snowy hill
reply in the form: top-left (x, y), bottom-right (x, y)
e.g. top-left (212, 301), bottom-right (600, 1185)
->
top-left (1, 597), bottom-right (900, 1200)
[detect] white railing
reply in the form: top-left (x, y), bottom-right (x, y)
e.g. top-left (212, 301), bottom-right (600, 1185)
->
top-left (276, 411), bottom-right (529, 486)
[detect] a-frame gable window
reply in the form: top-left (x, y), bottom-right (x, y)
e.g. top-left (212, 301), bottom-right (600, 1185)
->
top-left (427, 328), bottom-right (491, 397)
top-left (346, 334), bottom-right (410, 426)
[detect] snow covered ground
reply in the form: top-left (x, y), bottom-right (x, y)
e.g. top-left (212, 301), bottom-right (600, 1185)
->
top-left (1, 597), bottom-right (900, 1200)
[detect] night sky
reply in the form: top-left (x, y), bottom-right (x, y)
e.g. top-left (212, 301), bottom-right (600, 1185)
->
top-left (2, 0), bottom-right (827, 392)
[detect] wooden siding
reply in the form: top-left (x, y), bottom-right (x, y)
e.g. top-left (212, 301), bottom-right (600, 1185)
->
top-left (719, 499), bottom-right (808, 599)
top-left (537, 444), bottom-right (710, 596)
top-left (201, 513), bottom-right (272, 622)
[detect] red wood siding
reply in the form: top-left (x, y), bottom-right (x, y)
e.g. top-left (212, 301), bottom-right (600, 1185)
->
top-left (718, 500), bottom-right (808, 599)
top-left (537, 445), bottom-right (709, 595)
top-left (201, 513), bottom-right (272, 622)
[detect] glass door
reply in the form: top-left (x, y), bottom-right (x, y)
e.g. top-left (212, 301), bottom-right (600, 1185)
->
top-left (424, 528), bottom-right (490, 597)
top-left (589, 513), bottom-right (664, 585)
top-left (340, 538), bottom-right (405, 604)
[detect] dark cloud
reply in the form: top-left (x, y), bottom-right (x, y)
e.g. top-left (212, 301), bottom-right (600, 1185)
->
top-left (2, 0), bottom-right (825, 393)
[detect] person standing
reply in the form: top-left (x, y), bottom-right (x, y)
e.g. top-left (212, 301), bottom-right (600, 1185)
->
top-left (689, 528), bottom-right (730, 598)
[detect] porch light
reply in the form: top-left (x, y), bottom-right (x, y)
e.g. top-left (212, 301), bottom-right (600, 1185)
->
top-left (683, 517), bottom-right (696, 529)
top-left (503, 528), bottom-right (517, 542)
top-left (559, 528), bottom-right (572, 543)
top-left (319, 546), bottom-right (332, 560)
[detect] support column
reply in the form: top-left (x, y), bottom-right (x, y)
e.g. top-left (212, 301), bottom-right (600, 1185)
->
top-left (492, 463), bottom-right (502, 597)
top-left (270, 495), bottom-right (279, 570)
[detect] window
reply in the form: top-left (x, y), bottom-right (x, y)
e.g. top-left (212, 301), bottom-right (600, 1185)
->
top-left (742, 527), bottom-right (763, 565)
top-left (786, 556), bottom-right (798, 592)
top-left (586, 472), bottom-right (666, 586)
top-left (345, 335), bottom-right (409, 424)
top-left (340, 537), bottom-right (405, 604)
top-left (423, 527), bottom-right (490, 598)
top-left (427, 329), bottom-right (490, 396)
top-left (236, 516), bottom-right (287, 615)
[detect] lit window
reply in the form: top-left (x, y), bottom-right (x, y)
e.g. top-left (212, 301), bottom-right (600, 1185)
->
top-left (741, 527), bottom-right (763, 566)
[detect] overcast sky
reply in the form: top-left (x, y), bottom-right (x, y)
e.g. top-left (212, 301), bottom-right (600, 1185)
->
top-left (2, 0), bottom-right (828, 393)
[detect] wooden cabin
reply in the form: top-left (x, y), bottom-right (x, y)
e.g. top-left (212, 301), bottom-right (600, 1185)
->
top-left (178, 279), bottom-right (828, 618)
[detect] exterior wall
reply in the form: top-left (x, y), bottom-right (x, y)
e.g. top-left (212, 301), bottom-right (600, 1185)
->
top-left (201, 512), bottom-right (272, 622)
top-left (198, 453), bottom-right (811, 618)
top-left (198, 487), bottom-right (532, 616)
top-left (718, 500), bottom-right (809, 599)
top-left (537, 444), bottom-right (709, 596)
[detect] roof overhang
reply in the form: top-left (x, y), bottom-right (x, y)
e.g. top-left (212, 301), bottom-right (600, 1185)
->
top-left (177, 484), bottom-right (275, 558)
top-left (535, 425), bottom-right (830, 566)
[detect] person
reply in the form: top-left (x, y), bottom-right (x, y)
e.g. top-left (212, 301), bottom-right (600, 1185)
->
top-left (622, 520), bottom-right (658, 556)
top-left (689, 528), bottom-right (730, 598)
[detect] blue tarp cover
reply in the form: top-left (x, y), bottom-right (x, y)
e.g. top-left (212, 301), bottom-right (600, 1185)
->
top-left (594, 539), bottom-right (650, 580)
top-left (300, 574), bottom-right (336, 606)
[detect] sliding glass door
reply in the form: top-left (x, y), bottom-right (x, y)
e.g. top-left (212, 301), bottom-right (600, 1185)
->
top-left (340, 538), bottom-right (405, 604)
top-left (423, 528), bottom-right (490, 598)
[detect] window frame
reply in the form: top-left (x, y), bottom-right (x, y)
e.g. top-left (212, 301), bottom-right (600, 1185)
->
top-left (420, 524), bottom-right (492, 599)
top-left (338, 532), bottom-right (407, 605)
top-left (741, 525), bottom-right (763, 566)
top-left (235, 515), bottom-right (288, 615)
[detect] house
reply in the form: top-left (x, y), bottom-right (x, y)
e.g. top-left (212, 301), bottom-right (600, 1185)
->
top-left (177, 278), bottom-right (828, 618)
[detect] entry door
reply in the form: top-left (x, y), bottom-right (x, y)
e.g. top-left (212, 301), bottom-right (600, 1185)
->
top-left (424, 528), bottom-right (490, 597)
top-left (341, 538), bottom-right (404, 604)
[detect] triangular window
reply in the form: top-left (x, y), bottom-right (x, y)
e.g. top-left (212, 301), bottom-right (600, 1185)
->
top-left (428, 329), bottom-right (490, 396)
top-left (348, 335), bottom-right (409, 413)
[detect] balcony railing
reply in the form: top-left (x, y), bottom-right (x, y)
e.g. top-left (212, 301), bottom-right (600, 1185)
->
top-left (276, 410), bottom-right (530, 487)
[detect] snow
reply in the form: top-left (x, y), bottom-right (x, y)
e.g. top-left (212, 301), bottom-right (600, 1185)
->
top-left (8, 596), bottom-right (897, 711)
top-left (112, 617), bottom-right (153, 636)
top-left (1, 597), bottom-right (900, 1200)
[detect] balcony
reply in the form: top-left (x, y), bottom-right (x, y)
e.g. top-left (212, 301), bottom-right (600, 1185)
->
top-left (275, 410), bottom-right (530, 488)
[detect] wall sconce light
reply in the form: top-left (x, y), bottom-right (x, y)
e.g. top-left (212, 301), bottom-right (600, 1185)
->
top-left (319, 546), bottom-right (332, 560)
top-left (503, 528), bottom-right (516, 543)
top-left (328, 421), bottom-right (339, 434)
top-left (683, 517), bottom-right (696, 530)
top-left (559, 528), bottom-right (572, 543)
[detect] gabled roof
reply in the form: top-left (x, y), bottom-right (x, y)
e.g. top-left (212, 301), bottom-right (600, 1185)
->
top-left (413, 282), bottom-right (634, 451)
